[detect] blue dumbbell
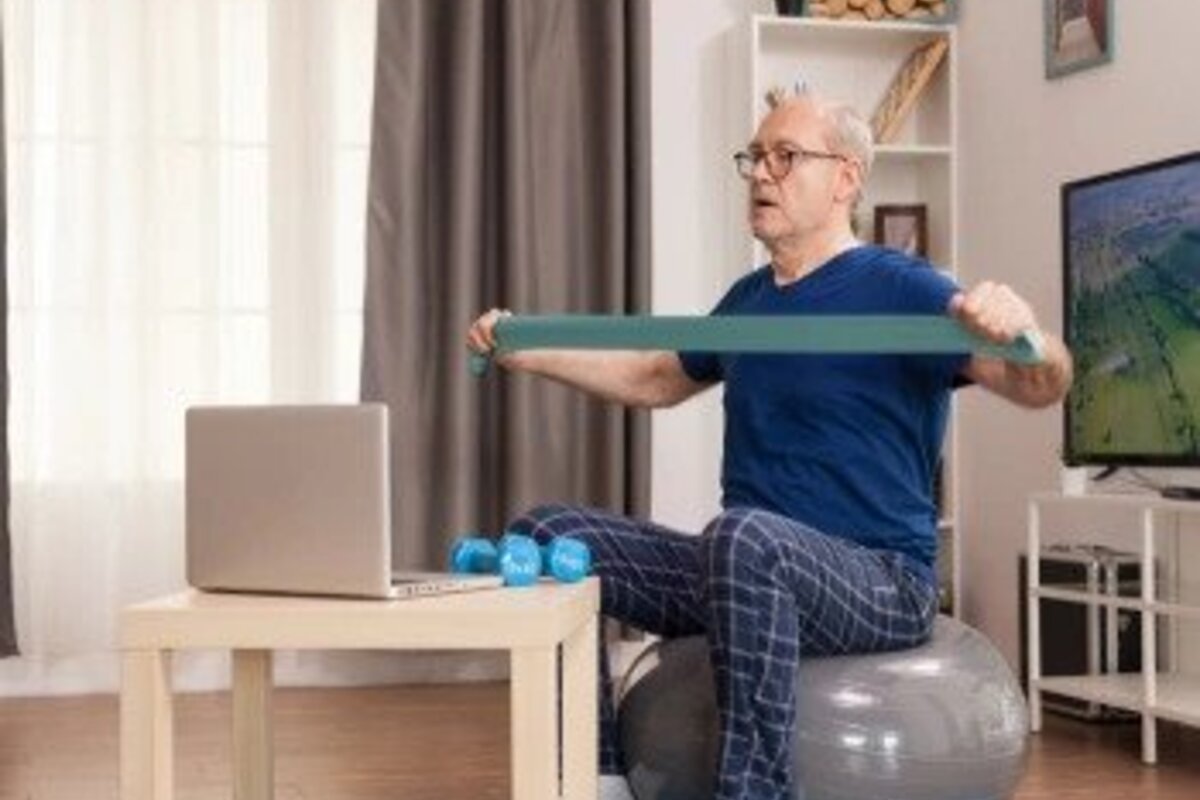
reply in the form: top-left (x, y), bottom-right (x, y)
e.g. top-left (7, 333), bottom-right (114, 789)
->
top-left (502, 533), bottom-right (591, 584)
top-left (449, 536), bottom-right (498, 575)
top-left (541, 536), bottom-right (591, 583)
top-left (451, 533), bottom-right (592, 587)
top-left (497, 533), bottom-right (542, 587)
top-left (452, 533), bottom-right (541, 587)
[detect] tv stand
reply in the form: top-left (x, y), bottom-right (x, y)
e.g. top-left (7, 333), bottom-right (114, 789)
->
top-left (1027, 491), bottom-right (1200, 765)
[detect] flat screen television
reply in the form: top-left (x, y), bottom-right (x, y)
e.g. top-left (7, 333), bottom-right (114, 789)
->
top-left (1063, 150), bottom-right (1200, 467)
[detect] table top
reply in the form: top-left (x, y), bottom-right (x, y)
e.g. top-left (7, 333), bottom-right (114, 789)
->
top-left (120, 579), bottom-right (600, 651)
top-left (1031, 490), bottom-right (1200, 515)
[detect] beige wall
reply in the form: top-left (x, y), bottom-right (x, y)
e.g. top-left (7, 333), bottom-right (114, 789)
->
top-left (957, 0), bottom-right (1200, 664)
top-left (650, 0), bottom-right (1200, 667)
top-left (649, 0), bottom-right (774, 531)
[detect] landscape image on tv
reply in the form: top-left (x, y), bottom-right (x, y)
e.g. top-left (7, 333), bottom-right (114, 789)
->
top-left (1065, 153), bottom-right (1200, 462)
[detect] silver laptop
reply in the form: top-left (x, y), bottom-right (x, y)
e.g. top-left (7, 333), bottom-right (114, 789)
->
top-left (185, 404), bottom-right (502, 599)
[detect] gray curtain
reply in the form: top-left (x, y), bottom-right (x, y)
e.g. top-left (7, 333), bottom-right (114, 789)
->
top-left (1, 15), bottom-right (16, 657)
top-left (361, 0), bottom-right (651, 569)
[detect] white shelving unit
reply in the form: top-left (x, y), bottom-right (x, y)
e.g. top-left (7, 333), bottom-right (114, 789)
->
top-left (726, 15), bottom-right (961, 612)
top-left (1027, 492), bottom-right (1200, 763)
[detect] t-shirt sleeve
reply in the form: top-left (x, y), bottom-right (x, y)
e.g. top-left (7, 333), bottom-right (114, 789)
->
top-left (897, 260), bottom-right (973, 388)
top-left (677, 321), bottom-right (724, 384)
top-left (676, 277), bottom-right (750, 384)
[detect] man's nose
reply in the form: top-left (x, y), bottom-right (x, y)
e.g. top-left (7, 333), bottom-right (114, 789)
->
top-left (750, 155), bottom-right (773, 182)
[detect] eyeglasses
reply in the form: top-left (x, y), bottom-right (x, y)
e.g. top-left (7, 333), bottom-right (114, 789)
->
top-left (732, 146), bottom-right (848, 181)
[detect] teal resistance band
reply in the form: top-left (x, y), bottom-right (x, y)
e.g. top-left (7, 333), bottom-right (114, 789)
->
top-left (468, 315), bottom-right (1045, 376)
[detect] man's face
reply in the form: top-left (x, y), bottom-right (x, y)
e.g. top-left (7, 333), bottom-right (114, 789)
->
top-left (744, 102), bottom-right (857, 248)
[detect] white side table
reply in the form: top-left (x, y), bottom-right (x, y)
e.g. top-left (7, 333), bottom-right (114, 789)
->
top-left (1028, 492), bottom-right (1200, 764)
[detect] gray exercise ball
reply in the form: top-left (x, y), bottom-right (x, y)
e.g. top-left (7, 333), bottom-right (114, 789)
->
top-left (619, 616), bottom-right (1028, 800)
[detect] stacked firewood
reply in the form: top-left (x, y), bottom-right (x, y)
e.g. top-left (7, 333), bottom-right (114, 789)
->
top-left (806, 0), bottom-right (951, 22)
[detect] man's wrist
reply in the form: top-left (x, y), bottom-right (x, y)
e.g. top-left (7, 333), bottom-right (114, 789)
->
top-left (496, 350), bottom-right (531, 372)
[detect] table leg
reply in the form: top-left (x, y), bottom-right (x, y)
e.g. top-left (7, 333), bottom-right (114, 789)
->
top-left (232, 649), bottom-right (274, 800)
top-left (512, 646), bottom-right (558, 799)
top-left (1027, 501), bottom-right (1043, 733)
top-left (121, 649), bottom-right (174, 800)
top-left (561, 617), bottom-right (598, 800)
top-left (1141, 510), bottom-right (1158, 765)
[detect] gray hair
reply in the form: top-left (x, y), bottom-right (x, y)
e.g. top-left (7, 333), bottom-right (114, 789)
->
top-left (764, 84), bottom-right (874, 196)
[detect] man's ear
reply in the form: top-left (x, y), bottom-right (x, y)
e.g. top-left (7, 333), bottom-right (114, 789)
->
top-left (834, 160), bottom-right (864, 205)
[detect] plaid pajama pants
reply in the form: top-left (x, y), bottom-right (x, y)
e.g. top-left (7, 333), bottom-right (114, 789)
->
top-left (507, 503), bottom-right (938, 800)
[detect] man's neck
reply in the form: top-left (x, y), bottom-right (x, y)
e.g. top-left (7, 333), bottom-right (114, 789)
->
top-left (768, 226), bottom-right (859, 286)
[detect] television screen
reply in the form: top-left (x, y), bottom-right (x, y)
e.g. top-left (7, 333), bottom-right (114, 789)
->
top-left (1063, 151), bottom-right (1200, 466)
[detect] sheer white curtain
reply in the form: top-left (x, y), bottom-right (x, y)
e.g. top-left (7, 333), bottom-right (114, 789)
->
top-left (1, 0), bottom-right (377, 695)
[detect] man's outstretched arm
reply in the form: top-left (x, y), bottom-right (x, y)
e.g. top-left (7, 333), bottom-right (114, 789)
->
top-left (466, 308), bottom-right (712, 409)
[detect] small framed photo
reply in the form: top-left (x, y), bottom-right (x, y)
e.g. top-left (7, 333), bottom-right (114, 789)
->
top-left (874, 204), bottom-right (928, 258)
top-left (1045, 0), bottom-right (1113, 79)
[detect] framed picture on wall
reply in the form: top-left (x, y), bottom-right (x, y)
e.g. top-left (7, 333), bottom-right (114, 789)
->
top-left (874, 204), bottom-right (928, 258)
top-left (1045, 0), bottom-right (1114, 79)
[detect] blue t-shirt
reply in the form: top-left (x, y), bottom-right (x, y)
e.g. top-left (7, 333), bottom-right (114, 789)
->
top-left (678, 245), bottom-right (967, 579)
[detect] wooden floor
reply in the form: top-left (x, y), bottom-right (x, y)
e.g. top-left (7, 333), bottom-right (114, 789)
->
top-left (3, 683), bottom-right (1200, 799)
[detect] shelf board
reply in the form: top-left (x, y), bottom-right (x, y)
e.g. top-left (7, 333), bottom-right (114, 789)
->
top-left (1157, 597), bottom-right (1200, 620)
top-left (754, 14), bottom-right (954, 38)
top-left (875, 144), bottom-right (952, 159)
top-left (1031, 491), bottom-right (1200, 515)
top-left (1035, 673), bottom-right (1200, 726)
top-left (1031, 585), bottom-right (1200, 620)
top-left (1032, 585), bottom-right (1146, 611)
